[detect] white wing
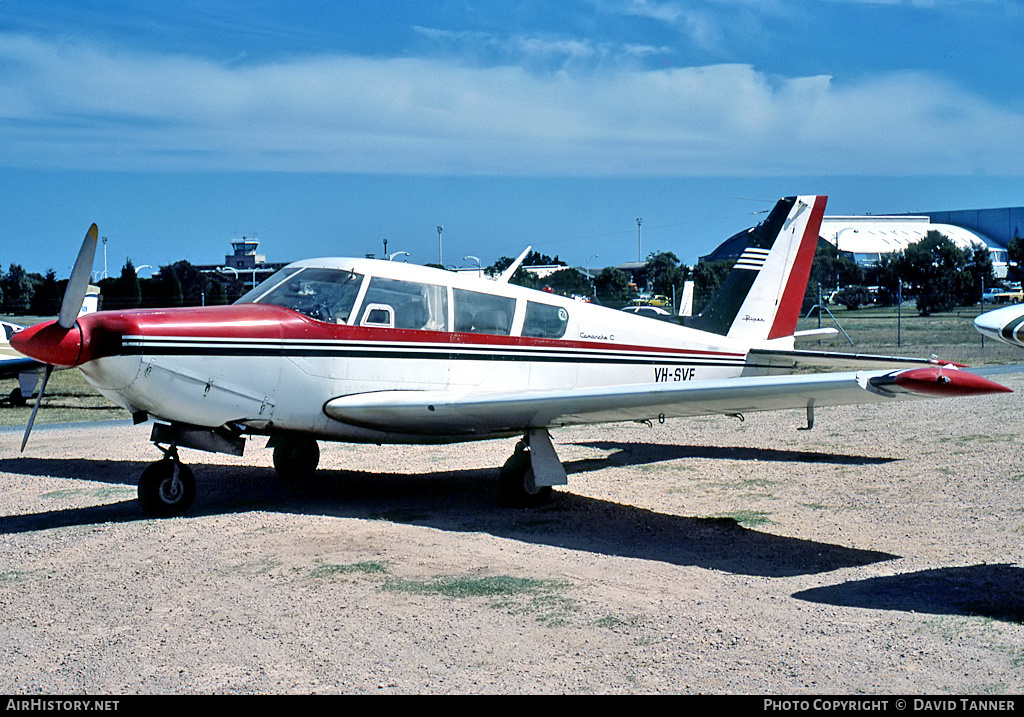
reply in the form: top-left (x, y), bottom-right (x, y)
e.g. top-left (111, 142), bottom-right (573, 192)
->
top-left (324, 367), bottom-right (1010, 437)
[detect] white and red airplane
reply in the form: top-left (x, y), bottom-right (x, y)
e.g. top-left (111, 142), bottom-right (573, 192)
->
top-left (12, 197), bottom-right (1011, 516)
top-left (975, 303), bottom-right (1024, 349)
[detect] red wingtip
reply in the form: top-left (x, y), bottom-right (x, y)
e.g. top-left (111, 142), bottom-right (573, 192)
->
top-left (892, 368), bottom-right (1013, 397)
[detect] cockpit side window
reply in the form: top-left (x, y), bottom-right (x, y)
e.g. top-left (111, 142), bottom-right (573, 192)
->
top-left (356, 277), bottom-right (448, 331)
top-left (522, 302), bottom-right (569, 339)
top-left (237, 267), bottom-right (364, 324)
top-left (453, 289), bottom-right (516, 335)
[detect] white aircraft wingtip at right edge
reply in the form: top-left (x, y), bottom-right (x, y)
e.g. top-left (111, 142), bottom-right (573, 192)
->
top-left (975, 303), bottom-right (1024, 348)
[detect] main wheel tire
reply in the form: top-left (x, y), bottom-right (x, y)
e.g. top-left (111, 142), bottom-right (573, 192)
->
top-left (273, 437), bottom-right (320, 480)
top-left (498, 447), bottom-right (552, 507)
top-left (138, 459), bottom-right (196, 517)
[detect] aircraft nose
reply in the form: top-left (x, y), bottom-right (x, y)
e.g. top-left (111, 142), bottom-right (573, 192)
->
top-left (10, 320), bottom-right (84, 367)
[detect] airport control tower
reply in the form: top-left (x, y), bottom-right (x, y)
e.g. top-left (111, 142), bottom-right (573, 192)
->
top-left (225, 236), bottom-right (266, 271)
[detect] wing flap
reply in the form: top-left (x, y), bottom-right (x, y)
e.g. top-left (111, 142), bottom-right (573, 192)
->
top-left (323, 368), bottom-right (1010, 437)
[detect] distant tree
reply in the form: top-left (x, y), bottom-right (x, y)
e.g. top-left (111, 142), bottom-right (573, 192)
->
top-left (1, 264), bottom-right (34, 314)
top-left (119, 259), bottom-right (142, 309)
top-left (483, 256), bottom-right (542, 289)
top-left (959, 244), bottom-right (995, 306)
top-left (508, 268), bottom-right (540, 290)
top-left (29, 269), bottom-right (61, 316)
top-left (522, 251), bottom-right (564, 267)
top-left (205, 277), bottom-right (228, 305)
top-left (874, 253), bottom-right (902, 306)
top-left (543, 267), bottom-right (592, 298)
top-left (640, 251), bottom-right (688, 303)
top-left (835, 286), bottom-right (872, 310)
top-left (594, 267), bottom-right (633, 304)
top-left (805, 243), bottom-right (864, 311)
top-left (153, 263), bottom-right (185, 307)
top-left (899, 231), bottom-right (969, 315)
top-left (691, 260), bottom-right (733, 314)
top-left (1008, 236), bottom-right (1024, 281)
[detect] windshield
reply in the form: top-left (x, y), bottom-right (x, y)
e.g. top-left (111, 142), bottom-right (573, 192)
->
top-left (235, 267), bottom-right (364, 324)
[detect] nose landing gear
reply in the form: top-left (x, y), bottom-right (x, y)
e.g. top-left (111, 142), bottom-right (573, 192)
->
top-left (137, 445), bottom-right (196, 518)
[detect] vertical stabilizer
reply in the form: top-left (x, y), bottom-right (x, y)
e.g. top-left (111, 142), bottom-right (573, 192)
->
top-left (686, 195), bottom-right (827, 341)
top-left (679, 280), bottom-right (694, 317)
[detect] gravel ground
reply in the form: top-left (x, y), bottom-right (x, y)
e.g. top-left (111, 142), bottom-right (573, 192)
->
top-left (1, 374), bottom-right (1023, 694)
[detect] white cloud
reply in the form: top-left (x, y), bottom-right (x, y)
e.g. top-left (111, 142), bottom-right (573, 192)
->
top-left (0, 33), bottom-right (1021, 176)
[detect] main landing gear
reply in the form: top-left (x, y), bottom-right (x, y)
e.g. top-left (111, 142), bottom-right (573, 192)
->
top-left (138, 445), bottom-right (196, 518)
top-left (499, 429), bottom-right (568, 507)
top-left (270, 435), bottom-right (320, 481)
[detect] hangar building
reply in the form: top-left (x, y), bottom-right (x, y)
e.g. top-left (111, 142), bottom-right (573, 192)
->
top-left (703, 205), bottom-right (1022, 280)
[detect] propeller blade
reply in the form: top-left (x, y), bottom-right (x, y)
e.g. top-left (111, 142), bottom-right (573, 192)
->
top-left (58, 224), bottom-right (99, 330)
top-left (20, 364), bottom-right (53, 452)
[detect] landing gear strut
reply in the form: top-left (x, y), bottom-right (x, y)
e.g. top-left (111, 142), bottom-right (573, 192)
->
top-left (137, 445), bottom-right (196, 518)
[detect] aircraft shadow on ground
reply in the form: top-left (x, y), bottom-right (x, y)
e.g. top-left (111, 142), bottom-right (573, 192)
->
top-left (793, 565), bottom-right (1024, 624)
top-left (0, 455), bottom-right (898, 579)
top-left (564, 441), bottom-right (898, 472)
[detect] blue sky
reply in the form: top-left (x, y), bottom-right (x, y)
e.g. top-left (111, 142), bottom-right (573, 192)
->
top-left (1, 0), bottom-right (1022, 277)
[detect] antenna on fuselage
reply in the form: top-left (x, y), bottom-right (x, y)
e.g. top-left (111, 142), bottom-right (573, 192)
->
top-left (496, 245), bottom-right (532, 284)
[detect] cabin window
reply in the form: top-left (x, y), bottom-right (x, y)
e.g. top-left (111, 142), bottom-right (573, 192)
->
top-left (453, 289), bottom-right (515, 335)
top-left (360, 304), bottom-right (394, 328)
top-left (522, 302), bottom-right (569, 339)
top-left (237, 267), bottom-right (364, 324)
top-left (356, 277), bottom-right (448, 331)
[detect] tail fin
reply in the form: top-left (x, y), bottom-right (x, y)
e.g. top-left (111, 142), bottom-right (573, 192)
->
top-left (686, 195), bottom-right (827, 341)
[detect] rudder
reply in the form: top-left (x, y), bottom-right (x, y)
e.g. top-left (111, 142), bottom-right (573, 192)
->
top-left (686, 195), bottom-right (827, 341)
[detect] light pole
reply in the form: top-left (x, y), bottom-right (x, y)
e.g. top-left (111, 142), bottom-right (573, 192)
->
top-left (636, 218), bottom-right (642, 262)
top-left (389, 251), bottom-right (409, 262)
top-left (437, 226), bottom-right (444, 266)
top-left (101, 237), bottom-right (108, 279)
top-left (587, 254), bottom-right (598, 298)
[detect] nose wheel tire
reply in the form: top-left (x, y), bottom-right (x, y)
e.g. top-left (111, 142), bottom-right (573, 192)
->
top-left (138, 457), bottom-right (196, 517)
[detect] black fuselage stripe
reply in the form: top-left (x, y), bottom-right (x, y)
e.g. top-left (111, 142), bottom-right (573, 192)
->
top-left (119, 342), bottom-right (747, 367)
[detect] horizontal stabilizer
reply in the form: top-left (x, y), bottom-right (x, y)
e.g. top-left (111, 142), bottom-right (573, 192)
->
top-left (747, 348), bottom-right (966, 372)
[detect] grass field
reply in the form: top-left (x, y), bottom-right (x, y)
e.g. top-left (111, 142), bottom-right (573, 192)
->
top-left (1, 303), bottom-right (1020, 429)
top-left (795, 303), bottom-right (1021, 365)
